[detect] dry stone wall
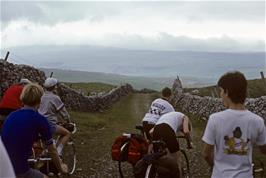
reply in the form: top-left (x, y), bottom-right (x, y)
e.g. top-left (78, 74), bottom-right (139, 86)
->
top-left (0, 59), bottom-right (46, 97)
top-left (171, 77), bottom-right (266, 120)
top-left (0, 60), bottom-right (133, 112)
top-left (58, 83), bottom-right (133, 112)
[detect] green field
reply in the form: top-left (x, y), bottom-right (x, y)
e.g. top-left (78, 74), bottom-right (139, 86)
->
top-left (64, 82), bottom-right (116, 96)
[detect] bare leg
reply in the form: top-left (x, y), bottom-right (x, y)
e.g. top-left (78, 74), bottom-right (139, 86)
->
top-left (55, 125), bottom-right (71, 155)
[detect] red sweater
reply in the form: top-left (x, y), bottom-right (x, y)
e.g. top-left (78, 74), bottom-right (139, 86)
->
top-left (0, 84), bottom-right (23, 109)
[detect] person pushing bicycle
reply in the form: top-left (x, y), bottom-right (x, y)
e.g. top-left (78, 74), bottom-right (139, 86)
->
top-left (150, 111), bottom-right (193, 178)
top-left (142, 87), bottom-right (175, 141)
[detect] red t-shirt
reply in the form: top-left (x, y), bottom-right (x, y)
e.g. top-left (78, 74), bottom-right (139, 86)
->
top-left (0, 84), bottom-right (23, 109)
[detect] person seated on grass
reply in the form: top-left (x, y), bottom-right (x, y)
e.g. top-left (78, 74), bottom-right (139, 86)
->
top-left (38, 77), bottom-right (71, 156)
top-left (142, 87), bottom-right (175, 141)
top-left (150, 111), bottom-right (193, 178)
top-left (202, 71), bottom-right (266, 178)
top-left (1, 83), bottom-right (68, 178)
top-left (0, 78), bottom-right (31, 127)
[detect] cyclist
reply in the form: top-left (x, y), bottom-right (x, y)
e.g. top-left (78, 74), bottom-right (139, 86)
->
top-left (150, 111), bottom-right (193, 177)
top-left (38, 77), bottom-right (71, 156)
top-left (142, 87), bottom-right (175, 140)
top-left (1, 83), bottom-right (68, 178)
top-left (0, 78), bottom-right (31, 126)
top-left (202, 71), bottom-right (266, 178)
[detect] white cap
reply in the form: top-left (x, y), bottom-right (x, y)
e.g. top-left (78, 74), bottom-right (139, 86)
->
top-left (19, 78), bottom-right (31, 84)
top-left (43, 77), bottom-right (58, 88)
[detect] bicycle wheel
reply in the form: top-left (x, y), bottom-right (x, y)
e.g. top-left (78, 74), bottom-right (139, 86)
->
top-left (145, 164), bottom-right (157, 178)
top-left (61, 138), bottom-right (77, 175)
top-left (118, 141), bottom-right (130, 178)
top-left (180, 150), bottom-right (190, 178)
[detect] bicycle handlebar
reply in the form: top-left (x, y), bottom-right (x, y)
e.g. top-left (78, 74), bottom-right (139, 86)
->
top-left (57, 122), bottom-right (77, 134)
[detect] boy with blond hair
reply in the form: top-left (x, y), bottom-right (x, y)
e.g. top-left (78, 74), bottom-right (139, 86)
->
top-left (1, 83), bottom-right (68, 178)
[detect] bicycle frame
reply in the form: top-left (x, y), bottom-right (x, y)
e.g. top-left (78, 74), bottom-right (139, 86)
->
top-left (28, 122), bottom-right (77, 176)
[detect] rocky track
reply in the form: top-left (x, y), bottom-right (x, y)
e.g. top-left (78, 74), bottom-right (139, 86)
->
top-left (63, 93), bottom-right (211, 178)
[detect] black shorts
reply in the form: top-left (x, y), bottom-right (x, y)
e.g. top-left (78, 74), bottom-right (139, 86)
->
top-left (0, 108), bottom-right (16, 116)
top-left (142, 121), bottom-right (155, 140)
top-left (153, 123), bottom-right (179, 153)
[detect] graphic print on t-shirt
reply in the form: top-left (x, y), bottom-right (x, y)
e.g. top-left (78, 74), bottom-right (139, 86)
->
top-left (223, 127), bottom-right (250, 155)
top-left (149, 102), bottom-right (166, 116)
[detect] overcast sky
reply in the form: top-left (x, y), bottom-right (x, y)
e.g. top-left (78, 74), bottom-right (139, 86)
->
top-left (1, 0), bottom-right (265, 52)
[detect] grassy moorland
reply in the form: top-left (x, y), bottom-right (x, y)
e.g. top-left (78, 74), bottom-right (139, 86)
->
top-left (184, 78), bottom-right (266, 98)
top-left (64, 93), bottom-right (157, 178)
top-left (60, 81), bottom-right (265, 178)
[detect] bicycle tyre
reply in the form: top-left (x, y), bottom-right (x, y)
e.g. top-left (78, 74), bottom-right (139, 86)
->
top-left (118, 141), bottom-right (130, 178)
top-left (61, 138), bottom-right (77, 175)
top-left (145, 164), bottom-right (157, 178)
top-left (180, 149), bottom-right (190, 178)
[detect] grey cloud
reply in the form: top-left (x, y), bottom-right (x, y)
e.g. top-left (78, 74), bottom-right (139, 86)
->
top-left (1, 1), bottom-right (264, 25)
top-left (0, 1), bottom-right (123, 26)
top-left (104, 33), bottom-right (264, 52)
top-left (1, 2), bottom-right (44, 22)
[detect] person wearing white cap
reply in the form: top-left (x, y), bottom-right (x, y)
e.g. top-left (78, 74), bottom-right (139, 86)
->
top-left (0, 78), bottom-right (31, 127)
top-left (38, 77), bottom-right (71, 156)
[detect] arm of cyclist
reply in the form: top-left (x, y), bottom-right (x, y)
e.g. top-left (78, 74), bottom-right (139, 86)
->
top-left (47, 144), bottom-right (68, 174)
top-left (38, 115), bottom-right (68, 174)
top-left (52, 95), bottom-right (71, 123)
top-left (149, 127), bottom-right (154, 138)
top-left (182, 116), bottom-right (193, 149)
top-left (58, 106), bottom-right (71, 123)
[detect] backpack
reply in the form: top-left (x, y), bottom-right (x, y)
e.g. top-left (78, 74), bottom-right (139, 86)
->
top-left (111, 135), bottom-right (130, 162)
top-left (111, 134), bottom-right (148, 165)
top-left (127, 134), bottom-right (148, 165)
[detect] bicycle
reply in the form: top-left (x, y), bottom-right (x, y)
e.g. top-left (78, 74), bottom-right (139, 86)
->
top-left (113, 125), bottom-right (149, 178)
top-left (28, 122), bottom-right (77, 176)
top-left (135, 124), bottom-right (191, 178)
top-left (143, 136), bottom-right (191, 178)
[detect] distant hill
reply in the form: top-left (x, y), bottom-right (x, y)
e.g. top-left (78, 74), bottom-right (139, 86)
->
top-left (184, 78), bottom-right (266, 98)
top-left (40, 68), bottom-right (174, 90)
top-left (41, 68), bottom-right (214, 90)
top-left (64, 82), bottom-right (116, 96)
top-left (7, 45), bottom-right (265, 85)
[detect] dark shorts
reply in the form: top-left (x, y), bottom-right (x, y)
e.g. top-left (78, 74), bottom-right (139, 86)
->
top-left (16, 168), bottom-right (44, 178)
top-left (0, 108), bottom-right (16, 116)
top-left (49, 122), bottom-right (57, 135)
top-left (153, 123), bottom-right (179, 153)
top-left (142, 121), bottom-right (155, 140)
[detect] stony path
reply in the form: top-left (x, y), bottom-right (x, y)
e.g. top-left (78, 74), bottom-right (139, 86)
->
top-left (63, 93), bottom-right (211, 178)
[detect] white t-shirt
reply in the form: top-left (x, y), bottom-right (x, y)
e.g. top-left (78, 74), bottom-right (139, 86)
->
top-left (202, 109), bottom-right (266, 178)
top-left (0, 138), bottom-right (15, 178)
top-left (38, 91), bottom-right (70, 125)
top-left (155, 111), bottom-right (185, 133)
top-left (142, 98), bottom-right (175, 124)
